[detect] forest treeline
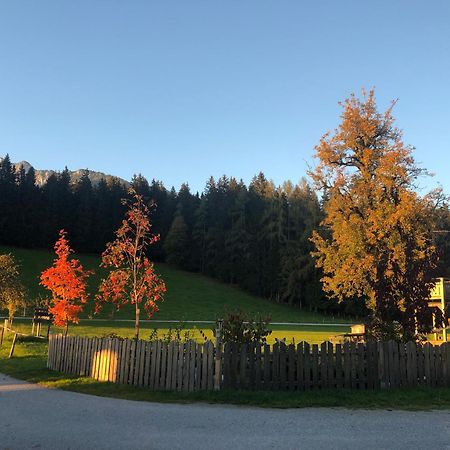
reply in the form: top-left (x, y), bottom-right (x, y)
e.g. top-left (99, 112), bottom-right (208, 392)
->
top-left (1, 154), bottom-right (449, 317)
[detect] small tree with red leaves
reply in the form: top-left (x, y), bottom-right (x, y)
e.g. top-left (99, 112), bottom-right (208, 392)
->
top-left (96, 192), bottom-right (166, 340)
top-left (40, 230), bottom-right (90, 336)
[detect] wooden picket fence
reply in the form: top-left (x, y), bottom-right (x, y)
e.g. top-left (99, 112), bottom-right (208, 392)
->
top-left (47, 335), bottom-right (450, 391)
top-left (47, 335), bottom-right (215, 391)
top-left (223, 341), bottom-right (450, 390)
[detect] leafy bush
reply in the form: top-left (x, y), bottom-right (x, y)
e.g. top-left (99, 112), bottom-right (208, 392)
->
top-left (219, 310), bottom-right (272, 345)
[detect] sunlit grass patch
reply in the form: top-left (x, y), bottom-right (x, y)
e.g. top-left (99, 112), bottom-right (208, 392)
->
top-left (7, 317), bottom-right (349, 345)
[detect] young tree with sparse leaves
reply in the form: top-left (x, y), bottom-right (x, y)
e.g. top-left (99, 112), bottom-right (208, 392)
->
top-left (310, 90), bottom-right (439, 340)
top-left (40, 230), bottom-right (90, 335)
top-left (0, 253), bottom-right (27, 322)
top-left (96, 191), bottom-right (166, 340)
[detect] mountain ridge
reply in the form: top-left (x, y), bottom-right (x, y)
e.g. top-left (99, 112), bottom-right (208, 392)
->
top-left (2, 158), bottom-right (129, 187)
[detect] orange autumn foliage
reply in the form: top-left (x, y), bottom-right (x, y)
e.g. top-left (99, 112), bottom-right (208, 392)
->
top-left (96, 192), bottom-right (166, 340)
top-left (40, 230), bottom-right (91, 331)
top-left (309, 90), bottom-right (438, 340)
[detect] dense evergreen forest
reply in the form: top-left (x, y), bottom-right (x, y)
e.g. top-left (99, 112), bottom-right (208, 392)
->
top-left (1, 154), bottom-right (449, 317)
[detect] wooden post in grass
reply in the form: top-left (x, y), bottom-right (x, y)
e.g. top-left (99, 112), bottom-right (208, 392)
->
top-left (8, 333), bottom-right (18, 358)
top-left (214, 319), bottom-right (223, 391)
top-left (0, 326), bottom-right (4, 346)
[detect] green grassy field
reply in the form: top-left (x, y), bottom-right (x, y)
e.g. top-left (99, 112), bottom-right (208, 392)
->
top-left (2, 249), bottom-right (449, 410)
top-left (1, 246), bottom-right (350, 322)
top-left (8, 317), bottom-right (347, 345)
top-left (2, 333), bottom-right (450, 410)
top-left (1, 246), bottom-right (353, 343)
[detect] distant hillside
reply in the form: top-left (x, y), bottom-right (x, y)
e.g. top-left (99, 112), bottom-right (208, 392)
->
top-left (7, 159), bottom-right (129, 187)
top-left (0, 246), bottom-right (346, 324)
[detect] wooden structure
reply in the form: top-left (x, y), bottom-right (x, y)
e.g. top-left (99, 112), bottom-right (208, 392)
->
top-left (32, 308), bottom-right (52, 338)
top-left (48, 335), bottom-right (215, 391)
top-left (330, 323), bottom-right (366, 344)
top-left (1, 320), bottom-right (17, 357)
top-left (343, 324), bottom-right (365, 343)
top-left (48, 335), bottom-right (450, 391)
top-left (1, 320), bottom-right (45, 357)
top-left (428, 278), bottom-right (450, 342)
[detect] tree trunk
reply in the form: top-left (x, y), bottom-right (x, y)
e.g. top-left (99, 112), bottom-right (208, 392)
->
top-left (135, 306), bottom-right (140, 340)
top-left (64, 322), bottom-right (69, 337)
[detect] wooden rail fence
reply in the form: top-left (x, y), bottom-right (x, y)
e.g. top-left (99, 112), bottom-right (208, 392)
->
top-left (48, 335), bottom-right (450, 391)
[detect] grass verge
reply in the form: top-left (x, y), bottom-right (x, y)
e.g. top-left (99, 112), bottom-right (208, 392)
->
top-left (2, 333), bottom-right (450, 410)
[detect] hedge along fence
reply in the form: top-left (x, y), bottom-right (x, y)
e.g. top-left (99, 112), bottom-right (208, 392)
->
top-left (47, 335), bottom-right (450, 391)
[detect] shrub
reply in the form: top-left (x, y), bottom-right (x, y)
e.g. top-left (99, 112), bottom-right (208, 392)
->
top-left (219, 310), bottom-right (272, 345)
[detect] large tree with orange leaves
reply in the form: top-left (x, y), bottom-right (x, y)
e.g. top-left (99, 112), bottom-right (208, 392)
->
top-left (96, 192), bottom-right (166, 340)
top-left (40, 230), bottom-right (90, 335)
top-left (310, 90), bottom-right (438, 340)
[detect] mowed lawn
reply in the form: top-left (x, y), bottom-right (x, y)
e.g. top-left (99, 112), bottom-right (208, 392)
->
top-left (1, 246), bottom-right (352, 343)
top-left (8, 318), bottom-right (348, 345)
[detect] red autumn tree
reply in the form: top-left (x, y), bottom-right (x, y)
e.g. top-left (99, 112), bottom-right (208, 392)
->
top-left (40, 230), bottom-right (90, 335)
top-left (96, 191), bottom-right (166, 340)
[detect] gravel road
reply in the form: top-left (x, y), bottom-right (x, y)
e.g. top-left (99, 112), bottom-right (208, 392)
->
top-left (1, 372), bottom-right (449, 450)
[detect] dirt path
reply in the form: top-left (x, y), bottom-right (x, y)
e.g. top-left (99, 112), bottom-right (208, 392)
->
top-left (1, 372), bottom-right (450, 450)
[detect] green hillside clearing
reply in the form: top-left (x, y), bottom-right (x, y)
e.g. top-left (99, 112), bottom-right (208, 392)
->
top-left (0, 246), bottom-right (352, 343)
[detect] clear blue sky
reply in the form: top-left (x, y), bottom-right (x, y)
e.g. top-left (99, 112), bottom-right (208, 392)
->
top-left (0, 1), bottom-right (449, 194)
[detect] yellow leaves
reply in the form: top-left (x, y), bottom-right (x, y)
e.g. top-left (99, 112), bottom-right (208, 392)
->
top-left (311, 89), bottom-right (438, 326)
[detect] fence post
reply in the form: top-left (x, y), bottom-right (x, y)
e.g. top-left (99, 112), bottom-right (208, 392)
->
top-left (377, 342), bottom-right (385, 388)
top-left (8, 333), bottom-right (17, 358)
top-left (214, 319), bottom-right (223, 391)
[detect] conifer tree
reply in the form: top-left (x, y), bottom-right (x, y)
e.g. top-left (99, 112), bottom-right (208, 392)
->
top-left (0, 155), bottom-right (18, 244)
top-left (164, 210), bottom-right (190, 267)
top-left (73, 171), bottom-right (94, 251)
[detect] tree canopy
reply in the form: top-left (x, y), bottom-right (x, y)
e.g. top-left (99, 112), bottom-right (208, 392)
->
top-left (310, 90), bottom-right (439, 340)
top-left (96, 192), bottom-right (166, 340)
top-left (40, 230), bottom-right (91, 334)
top-left (0, 155), bottom-right (326, 315)
top-left (0, 253), bottom-right (27, 321)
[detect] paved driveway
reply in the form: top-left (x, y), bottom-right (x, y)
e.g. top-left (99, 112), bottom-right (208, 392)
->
top-left (1, 373), bottom-right (450, 450)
